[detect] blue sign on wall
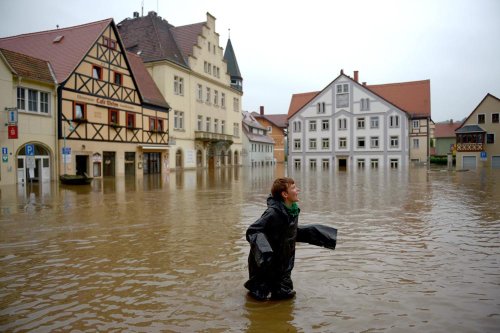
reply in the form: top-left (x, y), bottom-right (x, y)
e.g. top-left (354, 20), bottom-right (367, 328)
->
top-left (480, 151), bottom-right (487, 161)
top-left (2, 147), bottom-right (7, 155)
top-left (25, 144), bottom-right (35, 156)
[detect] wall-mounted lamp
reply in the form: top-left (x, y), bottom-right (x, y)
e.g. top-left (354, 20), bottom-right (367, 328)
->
top-left (82, 144), bottom-right (86, 150)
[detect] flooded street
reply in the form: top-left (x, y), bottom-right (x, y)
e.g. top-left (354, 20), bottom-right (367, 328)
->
top-left (1, 166), bottom-right (499, 332)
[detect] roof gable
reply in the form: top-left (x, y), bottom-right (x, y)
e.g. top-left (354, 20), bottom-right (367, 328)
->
top-left (0, 19), bottom-right (112, 83)
top-left (171, 22), bottom-right (205, 59)
top-left (457, 93), bottom-right (500, 130)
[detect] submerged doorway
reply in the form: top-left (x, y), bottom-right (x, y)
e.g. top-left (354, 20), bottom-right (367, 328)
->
top-left (338, 157), bottom-right (347, 171)
top-left (103, 152), bottom-right (116, 177)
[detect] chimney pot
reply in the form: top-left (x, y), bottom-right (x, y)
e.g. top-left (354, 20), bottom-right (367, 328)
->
top-left (354, 71), bottom-right (359, 82)
top-left (260, 106), bottom-right (264, 115)
top-left (133, 11), bottom-right (139, 18)
top-left (362, 82), bottom-right (367, 86)
top-left (340, 69), bottom-right (344, 75)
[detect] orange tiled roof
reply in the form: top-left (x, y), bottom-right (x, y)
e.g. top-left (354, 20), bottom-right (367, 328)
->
top-left (287, 91), bottom-right (320, 119)
top-left (434, 121), bottom-right (462, 138)
top-left (0, 19), bottom-right (112, 83)
top-left (0, 48), bottom-right (54, 84)
top-left (126, 51), bottom-right (169, 109)
top-left (367, 80), bottom-right (431, 117)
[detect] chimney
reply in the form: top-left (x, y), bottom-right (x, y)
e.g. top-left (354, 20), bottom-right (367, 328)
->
top-left (449, 119), bottom-right (453, 124)
top-left (362, 82), bottom-right (367, 86)
top-left (148, 11), bottom-right (157, 17)
top-left (354, 71), bottom-right (359, 82)
top-left (260, 106), bottom-right (264, 115)
top-left (133, 11), bottom-right (139, 18)
top-left (340, 69), bottom-right (344, 75)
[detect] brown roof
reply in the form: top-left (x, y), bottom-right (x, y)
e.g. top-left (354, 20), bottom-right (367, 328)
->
top-left (252, 112), bottom-right (288, 128)
top-left (171, 22), bottom-right (205, 58)
top-left (0, 48), bottom-right (54, 84)
top-left (117, 12), bottom-right (189, 67)
top-left (367, 80), bottom-right (431, 118)
top-left (126, 51), bottom-right (169, 109)
top-left (287, 91), bottom-right (320, 119)
top-left (434, 121), bottom-right (462, 138)
top-left (0, 19), bottom-right (112, 83)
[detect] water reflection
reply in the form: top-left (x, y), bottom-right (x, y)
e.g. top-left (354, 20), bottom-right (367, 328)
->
top-left (0, 166), bottom-right (499, 332)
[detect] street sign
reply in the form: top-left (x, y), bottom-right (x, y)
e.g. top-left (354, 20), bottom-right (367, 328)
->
top-left (8, 125), bottom-right (18, 139)
top-left (480, 151), bottom-right (487, 161)
top-left (62, 147), bottom-right (71, 155)
top-left (2, 155), bottom-right (7, 163)
top-left (26, 156), bottom-right (36, 169)
top-left (26, 144), bottom-right (35, 156)
top-left (7, 108), bottom-right (18, 124)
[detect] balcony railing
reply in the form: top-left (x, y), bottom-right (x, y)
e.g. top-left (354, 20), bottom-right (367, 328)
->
top-left (456, 142), bottom-right (484, 152)
top-left (195, 131), bottom-right (233, 144)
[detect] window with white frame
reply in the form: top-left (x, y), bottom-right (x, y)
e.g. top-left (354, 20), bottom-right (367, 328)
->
top-left (233, 98), bottom-right (239, 112)
top-left (214, 119), bottom-right (218, 133)
top-left (492, 113), bottom-right (499, 123)
top-left (390, 136), bottom-right (399, 148)
top-left (197, 84), bottom-right (203, 101)
top-left (197, 115), bottom-right (203, 131)
top-left (294, 139), bottom-right (301, 150)
top-left (206, 117), bottom-right (211, 132)
top-left (390, 158), bottom-right (399, 168)
top-left (357, 117), bottom-right (365, 129)
top-left (17, 87), bottom-right (50, 114)
top-left (336, 83), bottom-right (349, 108)
top-left (206, 87), bottom-right (211, 103)
top-left (357, 159), bottom-right (365, 168)
top-left (360, 98), bottom-right (370, 111)
top-left (370, 116), bottom-right (379, 129)
top-left (221, 120), bottom-right (225, 133)
top-left (322, 159), bottom-right (329, 169)
top-left (322, 119), bottom-right (329, 131)
top-left (309, 120), bottom-right (317, 131)
top-left (338, 118), bottom-right (347, 130)
top-left (233, 123), bottom-right (239, 137)
top-left (389, 115), bottom-right (400, 128)
top-left (267, 126), bottom-right (272, 133)
top-left (221, 93), bottom-right (226, 108)
top-left (339, 137), bottom-right (347, 149)
top-left (309, 138), bottom-right (317, 150)
top-left (357, 137), bottom-right (366, 148)
top-left (214, 90), bottom-right (219, 105)
top-left (478, 114), bottom-right (485, 124)
top-left (174, 76), bottom-right (184, 95)
top-left (317, 102), bottom-right (326, 114)
top-left (412, 119), bottom-right (420, 129)
top-left (310, 159), bottom-right (317, 169)
top-left (294, 159), bottom-right (301, 169)
top-left (371, 158), bottom-right (379, 168)
top-left (370, 136), bottom-right (379, 148)
top-left (174, 111), bottom-right (184, 129)
top-left (293, 121), bottom-right (302, 132)
top-left (322, 138), bottom-right (330, 149)
top-left (413, 138), bottom-right (419, 148)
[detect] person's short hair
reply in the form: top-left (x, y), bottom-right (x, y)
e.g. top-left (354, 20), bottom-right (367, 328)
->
top-left (271, 177), bottom-right (295, 200)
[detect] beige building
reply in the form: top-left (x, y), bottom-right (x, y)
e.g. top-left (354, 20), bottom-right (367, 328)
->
top-left (0, 49), bottom-right (57, 185)
top-left (455, 93), bottom-right (500, 169)
top-left (0, 19), bottom-right (170, 185)
top-left (118, 11), bottom-right (243, 170)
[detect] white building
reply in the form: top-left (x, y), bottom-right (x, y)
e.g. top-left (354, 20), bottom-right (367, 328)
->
top-left (241, 111), bottom-right (275, 167)
top-left (287, 71), bottom-right (410, 170)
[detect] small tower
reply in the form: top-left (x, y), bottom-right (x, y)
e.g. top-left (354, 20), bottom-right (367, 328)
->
top-left (224, 36), bottom-right (243, 91)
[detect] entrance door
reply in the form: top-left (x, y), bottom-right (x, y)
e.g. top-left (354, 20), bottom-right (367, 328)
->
top-left (76, 155), bottom-right (90, 176)
top-left (103, 152), bottom-right (116, 176)
top-left (41, 157), bottom-right (50, 181)
top-left (125, 152), bottom-right (136, 176)
top-left (338, 158), bottom-right (347, 170)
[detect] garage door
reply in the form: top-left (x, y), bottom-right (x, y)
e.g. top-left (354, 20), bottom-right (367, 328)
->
top-left (492, 156), bottom-right (500, 169)
top-left (463, 156), bottom-right (477, 169)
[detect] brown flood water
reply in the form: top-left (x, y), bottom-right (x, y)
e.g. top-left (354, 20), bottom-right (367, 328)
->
top-left (1, 166), bottom-right (499, 332)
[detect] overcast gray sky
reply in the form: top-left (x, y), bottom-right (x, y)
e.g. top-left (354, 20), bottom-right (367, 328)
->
top-left (1, 0), bottom-right (499, 122)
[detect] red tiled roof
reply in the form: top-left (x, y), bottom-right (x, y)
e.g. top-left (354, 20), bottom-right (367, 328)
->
top-left (367, 80), bottom-right (431, 117)
top-left (126, 51), bottom-right (169, 109)
top-left (287, 91), bottom-right (320, 119)
top-left (0, 48), bottom-right (54, 84)
top-left (434, 121), bottom-right (462, 138)
top-left (264, 114), bottom-right (288, 128)
top-left (0, 19), bottom-right (112, 83)
top-left (171, 22), bottom-right (205, 58)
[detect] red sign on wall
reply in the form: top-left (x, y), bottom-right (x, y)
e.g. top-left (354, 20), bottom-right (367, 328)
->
top-left (8, 125), bottom-right (18, 139)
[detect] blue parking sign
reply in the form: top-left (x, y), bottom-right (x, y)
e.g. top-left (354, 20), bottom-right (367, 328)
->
top-left (26, 144), bottom-right (35, 156)
top-left (2, 147), bottom-right (7, 155)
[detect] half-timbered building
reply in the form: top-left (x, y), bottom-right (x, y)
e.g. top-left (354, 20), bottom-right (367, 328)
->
top-left (0, 19), bottom-right (170, 183)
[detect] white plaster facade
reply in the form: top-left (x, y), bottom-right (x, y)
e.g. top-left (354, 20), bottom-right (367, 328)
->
top-left (288, 74), bottom-right (409, 170)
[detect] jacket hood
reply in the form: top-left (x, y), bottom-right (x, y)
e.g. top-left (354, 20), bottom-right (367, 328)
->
top-left (267, 195), bottom-right (287, 215)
